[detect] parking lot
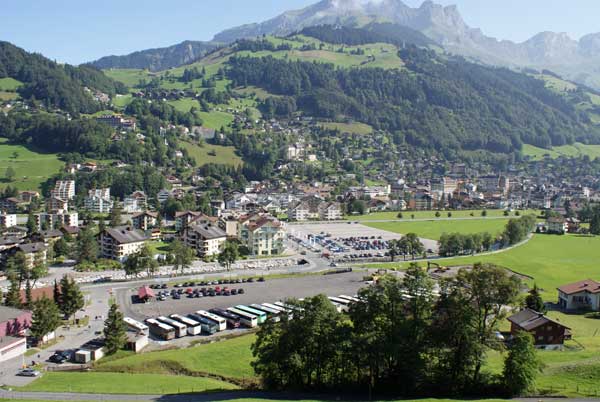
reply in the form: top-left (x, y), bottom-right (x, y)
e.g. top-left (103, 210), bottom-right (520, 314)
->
top-left (119, 270), bottom-right (367, 323)
top-left (288, 222), bottom-right (439, 260)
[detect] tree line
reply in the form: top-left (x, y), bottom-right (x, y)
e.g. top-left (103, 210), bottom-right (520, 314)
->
top-left (252, 263), bottom-right (540, 398)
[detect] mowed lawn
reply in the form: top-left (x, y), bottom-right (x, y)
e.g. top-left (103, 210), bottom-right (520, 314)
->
top-left (181, 141), bottom-right (242, 167)
top-left (0, 138), bottom-right (63, 191)
top-left (388, 234), bottom-right (600, 300)
top-left (19, 372), bottom-right (238, 395)
top-left (352, 209), bottom-right (535, 221)
top-left (364, 218), bottom-right (510, 241)
top-left (97, 334), bottom-right (256, 380)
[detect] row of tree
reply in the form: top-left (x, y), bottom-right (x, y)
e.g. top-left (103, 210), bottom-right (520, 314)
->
top-left (438, 232), bottom-right (494, 257)
top-left (252, 263), bottom-right (540, 398)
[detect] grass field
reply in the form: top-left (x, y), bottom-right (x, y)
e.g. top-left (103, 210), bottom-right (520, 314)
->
top-left (104, 69), bottom-right (153, 88)
top-left (112, 94), bottom-right (133, 108)
top-left (320, 122), bottom-right (374, 135)
top-left (18, 372), bottom-right (239, 394)
top-left (181, 141), bottom-right (242, 167)
top-left (96, 334), bottom-right (256, 380)
top-left (0, 91), bottom-right (19, 101)
top-left (196, 110), bottom-right (234, 130)
top-left (363, 219), bottom-right (510, 241)
top-left (522, 143), bottom-right (600, 161)
top-left (352, 209), bottom-right (533, 221)
top-left (0, 138), bottom-right (63, 191)
top-left (377, 234), bottom-right (600, 300)
top-left (0, 77), bottom-right (23, 91)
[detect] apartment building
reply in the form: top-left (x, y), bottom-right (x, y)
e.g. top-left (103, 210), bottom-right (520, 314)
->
top-left (0, 212), bottom-right (17, 228)
top-left (51, 180), bottom-right (76, 200)
top-left (84, 189), bottom-right (113, 214)
top-left (182, 223), bottom-right (227, 257)
top-left (99, 226), bottom-right (148, 262)
top-left (238, 214), bottom-right (285, 256)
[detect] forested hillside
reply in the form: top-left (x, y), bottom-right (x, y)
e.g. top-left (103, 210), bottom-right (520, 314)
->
top-left (0, 41), bottom-right (126, 114)
top-left (298, 23), bottom-right (436, 48)
top-left (227, 46), bottom-right (600, 156)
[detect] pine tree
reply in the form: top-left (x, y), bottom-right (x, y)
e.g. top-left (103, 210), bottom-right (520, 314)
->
top-left (29, 296), bottom-right (61, 345)
top-left (525, 284), bottom-right (545, 312)
top-left (58, 275), bottom-right (84, 320)
top-left (24, 280), bottom-right (32, 308)
top-left (103, 304), bottom-right (127, 355)
top-left (109, 205), bottom-right (123, 227)
top-left (4, 276), bottom-right (22, 308)
top-left (26, 209), bottom-right (37, 235)
top-left (53, 279), bottom-right (61, 305)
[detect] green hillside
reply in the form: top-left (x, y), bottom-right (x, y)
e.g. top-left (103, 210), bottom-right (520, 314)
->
top-left (522, 142), bottom-right (600, 160)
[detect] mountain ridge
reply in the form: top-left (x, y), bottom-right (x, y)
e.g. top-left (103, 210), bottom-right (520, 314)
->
top-left (86, 0), bottom-right (600, 89)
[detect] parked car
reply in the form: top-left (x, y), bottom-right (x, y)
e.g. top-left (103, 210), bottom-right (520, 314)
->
top-left (17, 368), bottom-right (41, 377)
top-left (238, 288), bottom-right (245, 294)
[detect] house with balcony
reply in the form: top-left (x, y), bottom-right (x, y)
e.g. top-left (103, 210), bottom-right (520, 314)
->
top-left (557, 279), bottom-right (600, 311)
top-left (182, 223), bottom-right (227, 257)
top-left (99, 226), bottom-right (149, 262)
top-left (238, 214), bottom-right (285, 256)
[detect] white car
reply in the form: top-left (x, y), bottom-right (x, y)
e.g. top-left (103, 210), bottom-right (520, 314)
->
top-left (17, 368), bottom-right (41, 377)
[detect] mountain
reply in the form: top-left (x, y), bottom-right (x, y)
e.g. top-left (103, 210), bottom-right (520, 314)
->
top-left (87, 0), bottom-right (600, 89)
top-left (0, 41), bottom-right (126, 114)
top-left (88, 40), bottom-right (219, 72)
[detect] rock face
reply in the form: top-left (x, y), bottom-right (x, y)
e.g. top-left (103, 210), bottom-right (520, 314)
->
top-left (89, 40), bottom-right (218, 71)
top-left (88, 0), bottom-right (600, 88)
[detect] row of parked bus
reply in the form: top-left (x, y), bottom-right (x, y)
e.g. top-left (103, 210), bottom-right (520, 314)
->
top-left (125, 295), bottom-right (360, 341)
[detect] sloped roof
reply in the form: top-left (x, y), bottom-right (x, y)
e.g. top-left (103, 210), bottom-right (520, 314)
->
top-left (189, 223), bottom-right (227, 240)
top-left (557, 279), bottom-right (600, 295)
top-left (104, 227), bottom-right (148, 244)
top-left (508, 308), bottom-right (570, 331)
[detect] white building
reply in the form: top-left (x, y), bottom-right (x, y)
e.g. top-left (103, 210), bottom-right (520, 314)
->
top-left (35, 212), bottom-right (78, 231)
top-left (99, 226), bottom-right (149, 262)
top-left (0, 212), bottom-right (17, 228)
top-left (557, 279), bottom-right (600, 311)
top-left (182, 223), bottom-right (227, 257)
top-left (85, 188), bottom-right (113, 214)
top-left (51, 180), bottom-right (76, 200)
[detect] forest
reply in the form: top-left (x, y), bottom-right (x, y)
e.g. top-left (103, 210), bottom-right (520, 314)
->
top-left (0, 41), bottom-right (126, 114)
top-left (226, 45), bottom-right (600, 157)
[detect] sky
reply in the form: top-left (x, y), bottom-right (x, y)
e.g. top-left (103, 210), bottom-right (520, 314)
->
top-left (1, 0), bottom-right (598, 65)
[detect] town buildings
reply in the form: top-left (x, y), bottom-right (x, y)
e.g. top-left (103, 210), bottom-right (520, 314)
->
top-left (182, 223), bottom-right (227, 257)
top-left (51, 180), bottom-right (76, 200)
top-left (0, 306), bottom-right (32, 363)
top-left (0, 212), bottom-right (17, 228)
top-left (99, 226), bottom-right (149, 262)
top-left (84, 188), bottom-right (113, 214)
top-left (238, 214), bottom-right (285, 256)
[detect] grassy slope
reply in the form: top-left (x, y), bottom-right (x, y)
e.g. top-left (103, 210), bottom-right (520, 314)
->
top-left (364, 219), bottom-right (510, 241)
top-left (97, 334), bottom-right (256, 379)
top-left (181, 141), bottom-right (242, 167)
top-left (320, 122), bottom-right (373, 135)
top-left (0, 138), bottom-right (63, 191)
top-left (522, 143), bottom-right (600, 161)
top-left (0, 77), bottom-right (23, 90)
top-left (19, 372), bottom-right (238, 394)
top-left (383, 234), bottom-right (600, 300)
top-left (104, 69), bottom-right (153, 88)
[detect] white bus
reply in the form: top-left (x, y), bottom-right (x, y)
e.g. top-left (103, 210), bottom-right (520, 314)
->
top-left (236, 305), bottom-right (267, 324)
top-left (226, 307), bottom-right (258, 328)
top-left (338, 295), bottom-right (360, 303)
top-left (124, 317), bottom-right (149, 335)
top-left (156, 316), bottom-right (187, 338)
top-left (195, 310), bottom-right (227, 331)
top-left (262, 302), bottom-right (291, 316)
top-left (170, 314), bottom-right (202, 336)
top-left (145, 318), bottom-right (175, 341)
top-left (250, 304), bottom-right (282, 322)
top-left (328, 296), bottom-right (351, 306)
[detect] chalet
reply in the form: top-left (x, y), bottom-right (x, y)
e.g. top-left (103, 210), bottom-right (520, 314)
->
top-left (17, 242), bottom-right (47, 268)
top-left (238, 214), bottom-right (285, 256)
top-left (546, 217), bottom-right (568, 234)
top-left (46, 197), bottom-right (69, 214)
top-left (507, 308), bottom-right (570, 348)
top-left (18, 191), bottom-right (39, 203)
top-left (557, 279), bottom-right (600, 311)
top-left (99, 226), bottom-right (149, 262)
top-left (0, 197), bottom-right (20, 213)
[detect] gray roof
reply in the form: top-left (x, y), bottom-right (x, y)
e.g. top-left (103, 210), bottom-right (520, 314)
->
top-left (41, 229), bottom-right (64, 239)
top-left (508, 308), bottom-right (569, 331)
top-left (189, 223), bottom-right (227, 240)
top-left (105, 227), bottom-right (149, 244)
top-left (18, 242), bottom-right (47, 254)
top-left (0, 305), bottom-right (29, 323)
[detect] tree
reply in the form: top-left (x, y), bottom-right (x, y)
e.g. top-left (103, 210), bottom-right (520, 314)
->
top-left (109, 205), bottom-right (123, 227)
top-left (53, 237), bottom-right (69, 257)
top-left (124, 244), bottom-right (157, 276)
top-left (435, 211), bottom-right (441, 218)
top-left (525, 284), bottom-right (545, 313)
top-left (29, 296), bottom-right (61, 345)
top-left (503, 331), bottom-right (540, 396)
top-left (103, 304), bottom-right (127, 355)
top-left (170, 240), bottom-right (194, 274)
top-left (53, 279), bottom-right (61, 305)
top-left (397, 212), bottom-right (403, 219)
top-left (4, 275), bottom-right (22, 308)
top-left (218, 241), bottom-right (239, 271)
top-left (76, 226), bottom-right (98, 263)
top-left (58, 275), bottom-right (84, 320)
top-left (590, 206), bottom-right (600, 235)
top-left (26, 209), bottom-right (36, 235)
top-left (481, 210), bottom-right (487, 217)
top-left (5, 166), bottom-right (15, 182)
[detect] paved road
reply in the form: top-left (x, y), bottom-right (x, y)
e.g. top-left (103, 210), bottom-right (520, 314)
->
top-left (1, 389), bottom-right (599, 402)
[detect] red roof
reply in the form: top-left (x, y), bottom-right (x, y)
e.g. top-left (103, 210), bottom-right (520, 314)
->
top-left (138, 286), bottom-right (155, 299)
top-left (557, 279), bottom-right (600, 295)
